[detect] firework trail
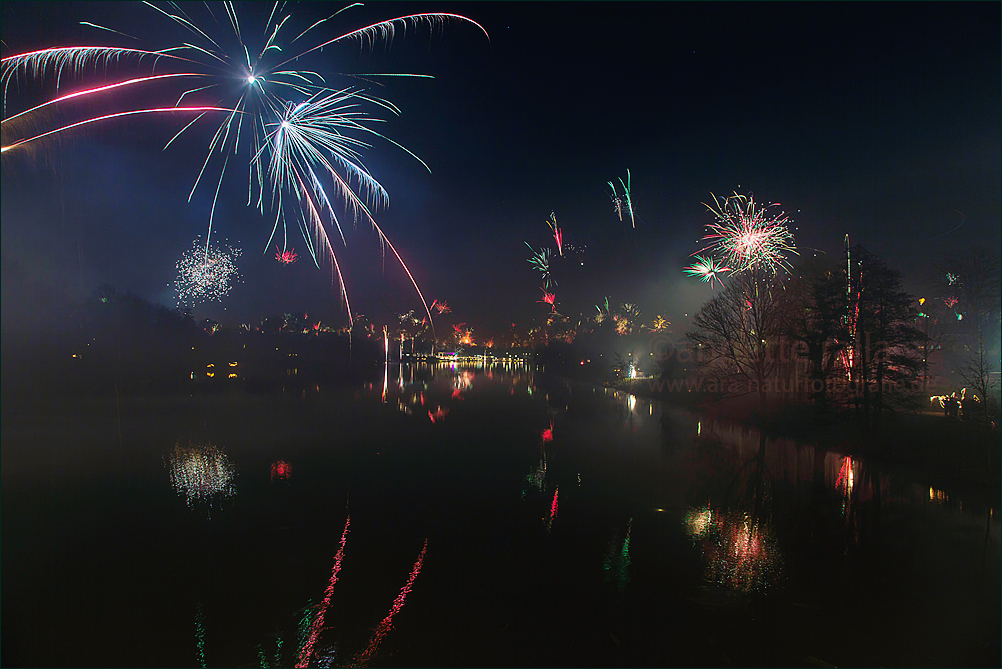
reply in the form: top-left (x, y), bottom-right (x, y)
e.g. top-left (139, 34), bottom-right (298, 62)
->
top-left (350, 539), bottom-right (429, 668)
top-left (694, 192), bottom-right (797, 275)
top-left (546, 211), bottom-right (563, 256)
top-left (525, 242), bottom-right (555, 288)
top-left (683, 254), bottom-right (731, 288)
top-left (607, 170), bottom-right (634, 227)
top-left (173, 237), bottom-right (241, 309)
top-left (2, 3), bottom-right (488, 325)
top-left (836, 235), bottom-right (861, 381)
top-left (296, 515), bottom-right (351, 668)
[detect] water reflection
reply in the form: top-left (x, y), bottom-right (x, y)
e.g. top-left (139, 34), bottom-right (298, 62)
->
top-left (603, 518), bottom-right (633, 592)
top-left (167, 441), bottom-right (236, 507)
top-left (543, 486), bottom-right (559, 533)
top-left (690, 508), bottom-right (783, 594)
top-left (270, 460), bottom-right (292, 482)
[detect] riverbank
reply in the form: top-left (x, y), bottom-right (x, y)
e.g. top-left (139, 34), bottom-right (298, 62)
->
top-left (613, 377), bottom-right (1002, 499)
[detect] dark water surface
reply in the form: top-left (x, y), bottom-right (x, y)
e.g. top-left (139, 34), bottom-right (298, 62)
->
top-left (3, 362), bottom-right (999, 667)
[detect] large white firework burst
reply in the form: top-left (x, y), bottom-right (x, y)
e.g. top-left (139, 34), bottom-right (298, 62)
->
top-left (173, 237), bottom-right (241, 309)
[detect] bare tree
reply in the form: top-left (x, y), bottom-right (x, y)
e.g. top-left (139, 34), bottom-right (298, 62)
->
top-left (957, 336), bottom-right (1000, 437)
top-left (686, 271), bottom-right (787, 412)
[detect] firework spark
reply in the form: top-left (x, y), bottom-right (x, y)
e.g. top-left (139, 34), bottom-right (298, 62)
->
top-left (684, 254), bottom-right (731, 288)
top-left (695, 192), bottom-right (797, 275)
top-left (275, 246), bottom-right (298, 264)
top-left (430, 299), bottom-right (451, 315)
top-left (173, 237), bottom-right (241, 309)
top-left (525, 242), bottom-right (555, 288)
top-left (546, 211), bottom-right (563, 256)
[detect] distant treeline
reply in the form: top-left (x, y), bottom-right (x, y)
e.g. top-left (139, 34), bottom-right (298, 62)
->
top-left (1, 286), bottom-right (383, 403)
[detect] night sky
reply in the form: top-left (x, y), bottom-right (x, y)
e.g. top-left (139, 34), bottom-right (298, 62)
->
top-left (2, 2), bottom-right (999, 338)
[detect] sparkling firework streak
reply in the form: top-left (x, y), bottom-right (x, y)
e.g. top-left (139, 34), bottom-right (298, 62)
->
top-left (173, 237), bottom-right (242, 309)
top-left (695, 192), bottom-right (797, 275)
top-left (350, 539), bottom-right (429, 668)
top-left (2, 3), bottom-right (488, 326)
top-left (546, 211), bottom-right (563, 256)
top-left (683, 254), bottom-right (731, 288)
top-left (525, 242), bottom-right (555, 288)
top-left (607, 170), bottom-right (634, 227)
top-left (168, 442), bottom-right (236, 507)
top-left (275, 246), bottom-right (298, 264)
top-left (296, 515), bottom-right (351, 668)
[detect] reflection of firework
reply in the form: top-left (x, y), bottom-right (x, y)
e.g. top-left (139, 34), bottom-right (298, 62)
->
top-left (296, 516), bottom-right (350, 668)
top-left (696, 192), bottom-right (797, 275)
top-left (174, 237), bottom-right (241, 309)
top-left (271, 460), bottom-right (292, 482)
top-left (684, 506), bottom-right (714, 538)
top-left (690, 509), bottom-right (782, 593)
top-left (168, 441), bottom-right (236, 507)
top-left (602, 518), bottom-right (632, 591)
top-left (352, 539), bottom-right (428, 668)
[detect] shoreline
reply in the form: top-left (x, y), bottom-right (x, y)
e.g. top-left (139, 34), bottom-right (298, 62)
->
top-left (612, 376), bottom-right (1002, 501)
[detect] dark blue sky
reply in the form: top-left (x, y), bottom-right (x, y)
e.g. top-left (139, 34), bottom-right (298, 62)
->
top-left (3, 2), bottom-right (999, 337)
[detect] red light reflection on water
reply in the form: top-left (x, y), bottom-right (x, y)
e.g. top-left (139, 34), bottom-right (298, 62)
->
top-left (351, 539), bottom-right (428, 667)
top-left (270, 460), bottom-right (292, 482)
top-left (296, 516), bottom-right (350, 667)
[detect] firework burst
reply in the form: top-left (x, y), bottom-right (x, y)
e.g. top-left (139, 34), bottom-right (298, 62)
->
top-left (3, 2), bottom-right (488, 327)
top-left (684, 254), bottom-right (731, 288)
top-left (695, 192), bottom-right (797, 275)
top-left (174, 236), bottom-right (241, 309)
top-left (607, 170), bottom-right (634, 227)
top-left (525, 242), bottom-right (555, 288)
top-left (275, 246), bottom-right (298, 264)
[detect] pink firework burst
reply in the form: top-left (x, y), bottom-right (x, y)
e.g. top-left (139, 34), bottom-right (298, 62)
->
top-left (697, 192), bottom-right (797, 274)
top-left (538, 290), bottom-right (557, 312)
top-left (275, 246), bottom-right (298, 265)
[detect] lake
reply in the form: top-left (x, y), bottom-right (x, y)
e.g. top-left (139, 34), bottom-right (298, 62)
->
top-left (2, 361), bottom-right (999, 667)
